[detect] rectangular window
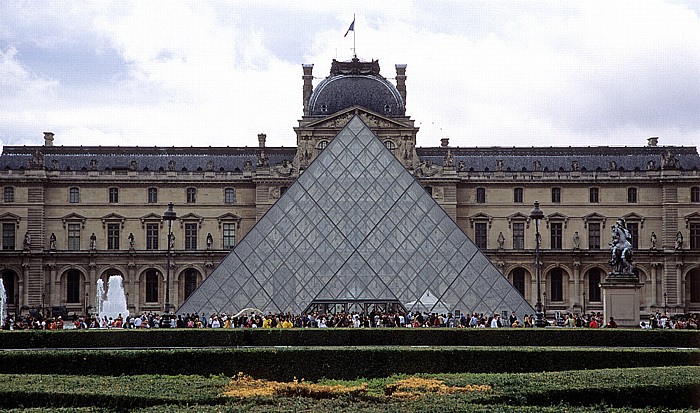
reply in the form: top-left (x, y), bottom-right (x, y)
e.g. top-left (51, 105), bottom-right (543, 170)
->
top-left (588, 223), bottom-right (601, 249)
top-left (474, 222), bottom-right (487, 249)
top-left (513, 188), bottom-right (523, 203)
top-left (551, 188), bottom-right (561, 203)
top-left (627, 187), bottom-right (638, 203)
top-left (185, 223), bottom-right (197, 250)
top-left (109, 187), bottom-right (119, 203)
top-left (691, 187), bottom-right (700, 203)
top-left (550, 222), bottom-right (563, 250)
top-left (146, 223), bottom-right (159, 250)
top-left (476, 188), bottom-right (486, 204)
top-left (3, 187), bottom-right (14, 203)
top-left (627, 223), bottom-right (639, 250)
top-left (148, 188), bottom-right (158, 204)
top-left (512, 223), bottom-right (524, 250)
top-left (589, 188), bottom-right (599, 203)
top-left (69, 187), bottom-right (80, 203)
top-left (690, 223), bottom-right (700, 250)
top-left (2, 223), bottom-right (15, 250)
top-left (223, 223), bottom-right (236, 249)
top-left (225, 188), bottom-right (235, 204)
top-left (68, 224), bottom-right (81, 251)
top-left (186, 188), bottom-right (197, 203)
top-left (107, 223), bottom-right (120, 250)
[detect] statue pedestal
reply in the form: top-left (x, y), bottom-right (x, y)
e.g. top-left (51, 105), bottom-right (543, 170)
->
top-left (601, 275), bottom-right (642, 328)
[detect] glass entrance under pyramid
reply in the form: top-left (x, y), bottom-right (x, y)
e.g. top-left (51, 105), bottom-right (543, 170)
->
top-left (178, 116), bottom-right (534, 317)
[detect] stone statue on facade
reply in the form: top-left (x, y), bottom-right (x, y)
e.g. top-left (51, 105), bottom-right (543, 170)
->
top-left (609, 218), bottom-right (633, 275)
top-left (49, 233), bottom-right (56, 251)
top-left (650, 232), bottom-right (657, 250)
top-left (675, 231), bottom-right (683, 250)
top-left (573, 231), bottom-right (580, 251)
top-left (90, 233), bottom-right (97, 251)
top-left (206, 232), bottom-right (213, 250)
top-left (497, 232), bottom-right (505, 250)
top-left (23, 232), bottom-right (31, 250)
top-left (128, 233), bottom-right (135, 251)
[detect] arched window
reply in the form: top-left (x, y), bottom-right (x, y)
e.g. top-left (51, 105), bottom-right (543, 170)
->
top-left (689, 269), bottom-right (700, 303)
top-left (588, 269), bottom-right (601, 302)
top-left (66, 270), bottom-right (81, 303)
top-left (384, 140), bottom-right (396, 153)
top-left (184, 269), bottom-right (198, 300)
top-left (1, 270), bottom-right (15, 304)
top-left (550, 268), bottom-right (563, 302)
top-left (145, 270), bottom-right (159, 303)
top-left (512, 268), bottom-right (525, 296)
top-left (316, 141), bottom-right (328, 150)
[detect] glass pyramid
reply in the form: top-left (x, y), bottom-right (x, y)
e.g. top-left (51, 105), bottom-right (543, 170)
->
top-left (178, 116), bottom-right (535, 317)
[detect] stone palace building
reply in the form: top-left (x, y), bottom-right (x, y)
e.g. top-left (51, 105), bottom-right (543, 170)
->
top-left (1, 57), bottom-right (699, 318)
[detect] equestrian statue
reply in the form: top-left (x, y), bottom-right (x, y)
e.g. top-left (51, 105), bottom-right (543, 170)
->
top-left (609, 218), bottom-right (634, 275)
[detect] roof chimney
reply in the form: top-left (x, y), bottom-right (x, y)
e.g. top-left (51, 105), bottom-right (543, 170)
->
top-left (43, 132), bottom-right (54, 146)
top-left (395, 64), bottom-right (407, 108)
top-left (258, 133), bottom-right (266, 148)
top-left (647, 137), bottom-right (658, 147)
top-left (302, 64), bottom-right (314, 116)
top-left (441, 138), bottom-right (449, 147)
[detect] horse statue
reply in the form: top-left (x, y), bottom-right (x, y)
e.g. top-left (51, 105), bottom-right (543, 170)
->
top-left (609, 218), bottom-right (634, 275)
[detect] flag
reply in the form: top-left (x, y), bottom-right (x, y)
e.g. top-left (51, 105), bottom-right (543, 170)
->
top-left (344, 18), bottom-right (355, 37)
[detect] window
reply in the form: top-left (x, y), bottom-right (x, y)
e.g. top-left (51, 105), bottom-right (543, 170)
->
top-left (384, 140), bottom-right (396, 153)
top-left (512, 223), bottom-right (524, 250)
top-left (68, 224), bottom-right (81, 251)
top-left (588, 269), bottom-right (601, 302)
top-left (588, 223), bottom-right (601, 249)
top-left (3, 187), bottom-right (14, 203)
top-left (424, 186), bottom-right (433, 197)
top-left (317, 140), bottom-right (328, 150)
top-left (627, 187), bottom-right (638, 203)
top-left (145, 270), bottom-right (159, 303)
top-left (476, 188), bottom-right (486, 204)
top-left (108, 187), bottom-right (119, 203)
top-left (550, 268), bottom-right (563, 302)
top-left (184, 270), bottom-right (198, 300)
top-left (550, 223), bottom-right (563, 250)
top-left (690, 223), bottom-right (700, 250)
top-left (69, 187), bottom-right (80, 203)
top-left (474, 223), bottom-right (487, 249)
top-left (146, 223), bottom-right (159, 250)
top-left (224, 188), bottom-right (235, 204)
top-left (690, 270), bottom-right (700, 303)
top-left (2, 223), bottom-right (15, 250)
top-left (692, 187), bottom-right (700, 203)
top-left (185, 223), bottom-right (197, 250)
top-left (223, 223), bottom-right (236, 249)
top-left (513, 188), bottom-right (523, 203)
top-left (186, 187), bottom-right (197, 203)
top-left (512, 268), bottom-right (525, 296)
top-left (280, 186), bottom-right (288, 196)
top-left (627, 223), bottom-right (639, 250)
top-left (66, 270), bottom-right (80, 303)
top-left (589, 188), bottom-right (599, 203)
top-left (551, 187), bottom-right (561, 203)
top-left (107, 223), bottom-right (120, 250)
top-left (148, 188), bottom-right (158, 204)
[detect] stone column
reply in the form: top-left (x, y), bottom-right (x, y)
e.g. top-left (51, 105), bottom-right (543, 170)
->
top-left (676, 262), bottom-right (684, 308)
top-left (47, 263), bottom-right (59, 306)
top-left (650, 262), bottom-right (660, 307)
top-left (572, 261), bottom-right (581, 310)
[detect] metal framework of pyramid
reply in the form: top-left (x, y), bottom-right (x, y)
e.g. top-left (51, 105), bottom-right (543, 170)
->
top-left (178, 116), bottom-right (534, 316)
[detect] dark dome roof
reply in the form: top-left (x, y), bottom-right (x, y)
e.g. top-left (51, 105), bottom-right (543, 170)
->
top-left (309, 59), bottom-right (405, 117)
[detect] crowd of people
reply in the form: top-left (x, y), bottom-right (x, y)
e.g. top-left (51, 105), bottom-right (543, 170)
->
top-left (2, 309), bottom-right (698, 330)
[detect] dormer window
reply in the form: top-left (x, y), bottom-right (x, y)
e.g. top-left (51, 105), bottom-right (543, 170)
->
top-left (384, 104), bottom-right (391, 113)
top-left (321, 104), bottom-right (328, 113)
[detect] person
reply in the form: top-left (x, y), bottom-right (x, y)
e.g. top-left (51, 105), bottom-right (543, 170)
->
top-left (509, 311), bottom-right (517, 327)
top-left (605, 317), bottom-right (617, 328)
top-left (589, 317), bottom-right (599, 328)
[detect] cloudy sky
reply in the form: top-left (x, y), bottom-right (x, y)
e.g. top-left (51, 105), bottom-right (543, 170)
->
top-left (1, 1), bottom-right (698, 150)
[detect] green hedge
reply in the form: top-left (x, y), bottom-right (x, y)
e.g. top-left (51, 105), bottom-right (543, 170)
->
top-left (0, 347), bottom-right (697, 380)
top-left (1, 328), bottom-right (698, 349)
top-left (0, 367), bottom-right (698, 410)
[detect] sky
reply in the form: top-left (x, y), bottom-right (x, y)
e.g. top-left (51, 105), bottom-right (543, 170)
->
top-left (1, 1), bottom-right (699, 150)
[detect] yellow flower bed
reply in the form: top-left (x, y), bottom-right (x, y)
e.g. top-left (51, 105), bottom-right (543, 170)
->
top-left (385, 377), bottom-right (492, 400)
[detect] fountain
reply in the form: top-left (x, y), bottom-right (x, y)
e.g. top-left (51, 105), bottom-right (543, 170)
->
top-left (96, 275), bottom-right (128, 323)
top-left (0, 278), bottom-right (6, 327)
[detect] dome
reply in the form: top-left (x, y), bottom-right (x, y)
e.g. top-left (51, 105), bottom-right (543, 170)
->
top-left (309, 59), bottom-right (405, 117)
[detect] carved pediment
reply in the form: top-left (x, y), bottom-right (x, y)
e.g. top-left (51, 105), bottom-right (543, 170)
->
top-left (305, 106), bottom-right (408, 129)
top-left (0, 212), bottom-right (21, 227)
top-left (685, 212), bottom-right (700, 228)
top-left (61, 213), bottom-right (86, 228)
top-left (101, 213), bottom-right (126, 229)
top-left (507, 212), bottom-right (530, 229)
top-left (217, 212), bottom-right (242, 229)
top-left (140, 213), bottom-right (163, 228)
top-left (179, 213), bottom-right (204, 229)
top-left (469, 212), bottom-right (493, 228)
top-left (622, 212), bottom-right (645, 228)
top-left (583, 212), bottom-right (607, 228)
top-left (545, 212), bottom-right (569, 229)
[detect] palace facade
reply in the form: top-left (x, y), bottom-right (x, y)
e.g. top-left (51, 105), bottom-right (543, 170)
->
top-left (1, 58), bottom-right (699, 318)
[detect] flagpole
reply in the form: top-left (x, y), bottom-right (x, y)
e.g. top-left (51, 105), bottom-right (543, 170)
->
top-left (353, 13), bottom-right (356, 58)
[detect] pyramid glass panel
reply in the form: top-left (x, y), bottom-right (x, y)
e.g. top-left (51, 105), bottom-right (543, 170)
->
top-left (178, 116), bottom-right (534, 317)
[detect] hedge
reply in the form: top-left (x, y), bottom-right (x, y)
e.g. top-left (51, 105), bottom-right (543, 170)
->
top-left (0, 367), bottom-right (698, 410)
top-left (0, 347), bottom-right (697, 380)
top-left (1, 328), bottom-right (698, 350)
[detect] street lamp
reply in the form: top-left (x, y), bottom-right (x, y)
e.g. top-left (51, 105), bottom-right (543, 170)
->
top-left (529, 201), bottom-right (547, 327)
top-left (162, 202), bottom-right (177, 328)
top-left (663, 291), bottom-right (667, 315)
